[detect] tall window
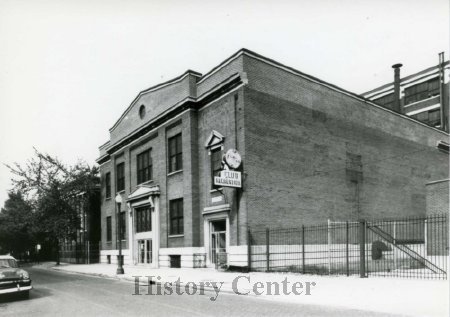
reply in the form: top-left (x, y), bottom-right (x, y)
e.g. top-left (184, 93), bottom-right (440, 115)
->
top-left (106, 216), bottom-right (112, 242)
top-left (169, 199), bottom-right (183, 235)
top-left (137, 150), bottom-right (152, 184)
top-left (168, 134), bottom-right (182, 173)
top-left (105, 172), bottom-right (111, 199)
top-left (135, 206), bottom-right (151, 233)
top-left (116, 163), bottom-right (125, 192)
top-left (211, 148), bottom-right (222, 188)
top-left (119, 212), bottom-right (126, 240)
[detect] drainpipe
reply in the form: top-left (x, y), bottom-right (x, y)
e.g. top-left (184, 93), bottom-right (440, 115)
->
top-left (392, 63), bottom-right (403, 113)
top-left (438, 52), bottom-right (447, 132)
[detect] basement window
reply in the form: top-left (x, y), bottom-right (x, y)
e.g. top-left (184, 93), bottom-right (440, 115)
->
top-left (170, 255), bottom-right (181, 268)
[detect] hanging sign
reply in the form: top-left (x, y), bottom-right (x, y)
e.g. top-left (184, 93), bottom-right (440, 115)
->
top-left (214, 170), bottom-right (242, 188)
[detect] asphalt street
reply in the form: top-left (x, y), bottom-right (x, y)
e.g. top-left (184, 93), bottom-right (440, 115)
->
top-left (0, 267), bottom-right (401, 317)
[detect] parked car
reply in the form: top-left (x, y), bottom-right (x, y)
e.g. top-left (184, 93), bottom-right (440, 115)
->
top-left (0, 255), bottom-right (32, 298)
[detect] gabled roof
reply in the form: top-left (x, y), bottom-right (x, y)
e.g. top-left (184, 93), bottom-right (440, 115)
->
top-left (109, 70), bottom-right (202, 133)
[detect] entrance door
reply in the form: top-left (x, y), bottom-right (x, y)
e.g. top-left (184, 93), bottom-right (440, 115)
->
top-left (210, 220), bottom-right (227, 265)
top-left (138, 239), bottom-right (152, 264)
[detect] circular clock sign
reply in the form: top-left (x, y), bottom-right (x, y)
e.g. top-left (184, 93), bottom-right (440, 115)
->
top-left (225, 149), bottom-right (242, 169)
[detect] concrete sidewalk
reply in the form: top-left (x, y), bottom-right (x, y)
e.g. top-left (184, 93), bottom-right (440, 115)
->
top-left (34, 262), bottom-right (448, 317)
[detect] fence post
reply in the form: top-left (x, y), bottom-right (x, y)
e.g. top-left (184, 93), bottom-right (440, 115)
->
top-left (327, 219), bottom-right (331, 274)
top-left (247, 229), bottom-right (251, 272)
top-left (302, 225), bottom-right (305, 274)
top-left (424, 219), bottom-right (427, 256)
top-left (346, 221), bottom-right (349, 276)
top-left (266, 228), bottom-right (270, 272)
top-left (393, 221), bottom-right (397, 270)
top-left (359, 220), bottom-right (367, 278)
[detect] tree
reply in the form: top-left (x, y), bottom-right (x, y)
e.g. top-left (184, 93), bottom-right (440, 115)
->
top-left (6, 148), bottom-right (70, 201)
top-left (4, 148), bottom-right (99, 264)
top-left (0, 191), bottom-right (35, 258)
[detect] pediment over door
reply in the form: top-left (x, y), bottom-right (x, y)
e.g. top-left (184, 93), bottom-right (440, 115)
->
top-left (127, 185), bottom-right (160, 202)
top-left (205, 130), bottom-right (225, 153)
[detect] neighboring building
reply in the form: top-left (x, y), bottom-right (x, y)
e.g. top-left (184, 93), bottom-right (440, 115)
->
top-left (60, 188), bottom-right (101, 264)
top-left (96, 49), bottom-right (449, 268)
top-left (362, 53), bottom-right (449, 132)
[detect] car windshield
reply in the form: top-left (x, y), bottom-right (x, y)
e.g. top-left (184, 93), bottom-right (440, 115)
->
top-left (0, 259), bottom-right (18, 268)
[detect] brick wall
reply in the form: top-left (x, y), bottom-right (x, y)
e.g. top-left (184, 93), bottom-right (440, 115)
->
top-left (242, 55), bottom-right (449, 230)
top-left (197, 56), bottom-right (244, 97)
top-left (426, 180), bottom-right (449, 215)
top-left (243, 54), bottom-right (446, 146)
top-left (196, 87), bottom-right (246, 247)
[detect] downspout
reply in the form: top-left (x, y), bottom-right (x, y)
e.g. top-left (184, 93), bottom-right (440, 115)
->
top-left (438, 52), bottom-right (447, 132)
top-left (234, 93), bottom-right (240, 245)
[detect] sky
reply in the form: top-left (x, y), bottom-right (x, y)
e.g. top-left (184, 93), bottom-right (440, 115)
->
top-left (0, 0), bottom-right (448, 208)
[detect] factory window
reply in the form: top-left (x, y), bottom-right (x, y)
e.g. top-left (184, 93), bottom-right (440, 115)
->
top-left (373, 93), bottom-right (395, 110)
top-left (410, 109), bottom-right (441, 127)
top-left (404, 78), bottom-right (440, 105)
top-left (428, 109), bottom-right (441, 126)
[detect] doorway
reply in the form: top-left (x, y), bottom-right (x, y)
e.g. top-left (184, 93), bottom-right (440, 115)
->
top-left (210, 220), bottom-right (227, 265)
top-left (137, 239), bottom-right (152, 264)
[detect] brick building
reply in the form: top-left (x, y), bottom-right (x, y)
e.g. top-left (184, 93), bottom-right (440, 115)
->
top-left (362, 53), bottom-right (449, 132)
top-left (96, 49), bottom-right (449, 268)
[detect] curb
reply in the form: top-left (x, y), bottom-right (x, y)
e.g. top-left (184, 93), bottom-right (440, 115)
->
top-left (53, 266), bottom-right (130, 282)
top-left (41, 265), bottom-right (241, 296)
top-left (34, 264), bottom-right (126, 282)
